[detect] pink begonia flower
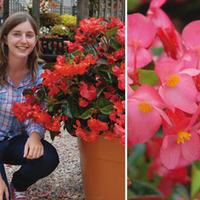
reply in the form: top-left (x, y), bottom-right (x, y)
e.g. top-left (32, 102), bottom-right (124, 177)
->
top-left (182, 20), bottom-right (200, 53)
top-left (182, 20), bottom-right (200, 68)
top-left (128, 13), bottom-right (156, 74)
top-left (128, 85), bottom-right (170, 147)
top-left (160, 108), bottom-right (200, 169)
top-left (147, 0), bottom-right (183, 59)
top-left (155, 57), bottom-right (200, 114)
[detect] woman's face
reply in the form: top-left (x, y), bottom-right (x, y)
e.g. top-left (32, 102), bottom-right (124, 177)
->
top-left (6, 20), bottom-right (37, 59)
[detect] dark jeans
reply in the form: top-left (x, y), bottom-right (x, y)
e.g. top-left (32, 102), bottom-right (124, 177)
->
top-left (0, 134), bottom-right (59, 199)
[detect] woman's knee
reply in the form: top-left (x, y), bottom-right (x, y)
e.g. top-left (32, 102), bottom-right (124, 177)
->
top-left (41, 141), bottom-right (60, 173)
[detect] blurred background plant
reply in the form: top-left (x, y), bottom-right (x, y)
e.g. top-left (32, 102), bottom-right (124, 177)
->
top-left (39, 12), bottom-right (76, 40)
top-left (40, 12), bottom-right (62, 28)
top-left (60, 14), bottom-right (77, 29)
top-left (50, 25), bottom-right (70, 37)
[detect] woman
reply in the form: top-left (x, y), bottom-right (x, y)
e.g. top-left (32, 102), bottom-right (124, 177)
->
top-left (0, 12), bottom-right (59, 200)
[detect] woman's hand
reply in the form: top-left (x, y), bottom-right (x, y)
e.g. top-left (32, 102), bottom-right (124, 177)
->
top-left (23, 132), bottom-right (44, 159)
top-left (0, 175), bottom-right (9, 200)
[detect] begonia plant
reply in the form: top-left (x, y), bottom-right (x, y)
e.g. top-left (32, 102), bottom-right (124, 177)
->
top-left (13, 17), bottom-right (125, 145)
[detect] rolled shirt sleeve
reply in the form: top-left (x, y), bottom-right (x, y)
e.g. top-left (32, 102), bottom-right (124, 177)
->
top-left (23, 119), bottom-right (45, 138)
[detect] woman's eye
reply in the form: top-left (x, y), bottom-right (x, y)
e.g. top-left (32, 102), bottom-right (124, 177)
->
top-left (13, 33), bottom-right (21, 37)
top-left (26, 34), bottom-right (35, 39)
top-left (11, 32), bottom-right (35, 39)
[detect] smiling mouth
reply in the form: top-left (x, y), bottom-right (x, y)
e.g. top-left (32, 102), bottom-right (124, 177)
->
top-left (17, 46), bottom-right (29, 50)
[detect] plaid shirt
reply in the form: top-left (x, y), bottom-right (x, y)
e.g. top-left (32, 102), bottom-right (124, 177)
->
top-left (0, 65), bottom-right (45, 141)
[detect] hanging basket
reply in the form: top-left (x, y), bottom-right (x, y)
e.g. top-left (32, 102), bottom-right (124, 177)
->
top-left (78, 136), bottom-right (125, 200)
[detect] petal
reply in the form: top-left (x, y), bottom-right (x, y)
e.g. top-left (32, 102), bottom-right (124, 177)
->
top-left (155, 57), bottom-right (182, 83)
top-left (160, 135), bottom-right (180, 169)
top-left (133, 85), bottom-right (165, 108)
top-left (180, 68), bottom-right (200, 76)
top-left (128, 99), bottom-right (162, 146)
top-left (128, 85), bottom-right (134, 99)
top-left (136, 48), bottom-right (153, 69)
top-left (128, 13), bottom-right (156, 48)
top-left (182, 132), bottom-right (200, 162)
top-left (159, 75), bottom-right (198, 114)
top-left (148, 8), bottom-right (172, 29)
top-left (128, 47), bottom-right (153, 69)
top-left (154, 106), bottom-right (172, 126)
top-left (181, 51), bottom-right (199, 69)
top-left (182, 20), bottom-right (200, 52)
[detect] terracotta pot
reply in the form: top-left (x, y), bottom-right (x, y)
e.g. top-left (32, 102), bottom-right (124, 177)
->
top-left (129, 195), bottom-right (166, 200)
top-left (78, 136), bottom-right (125, 200)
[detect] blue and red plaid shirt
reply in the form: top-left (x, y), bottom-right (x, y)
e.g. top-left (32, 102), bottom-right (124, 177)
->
top-left (0, 65), bottom-right (45, 141)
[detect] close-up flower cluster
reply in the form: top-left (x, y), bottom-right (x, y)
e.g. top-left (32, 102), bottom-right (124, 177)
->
top-left (128, 0), bottom-right (200, 199)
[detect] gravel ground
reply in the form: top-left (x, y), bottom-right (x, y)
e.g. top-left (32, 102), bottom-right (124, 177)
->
top-left (5, 132), bottom-right (85, 200)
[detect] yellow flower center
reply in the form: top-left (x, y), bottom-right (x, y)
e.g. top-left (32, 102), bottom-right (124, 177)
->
top-left (138, 101), bottom-right (153, 113)
top-left (166, 75), bottom-right (180, 87)
top-left (177, 131), bottom-right (191, 144)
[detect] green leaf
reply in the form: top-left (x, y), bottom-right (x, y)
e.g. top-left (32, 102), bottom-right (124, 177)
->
top-left (128, 144), bottom-right (147, 181)
top-left (194, 160), bottom-right (200, 170)
top-left (63, 118), bottom-right (76, 136)
top-left (191, 163), bottom-right (200, 198)
top-left (65, 96), bottom-right (82, 117)
top-left (96, 97), bottom-right (113, 110)
top-left (48, 104), bottom-right (54, 113)
top-left (128, 144), bottom-right (146, 165)
top-left (97, 114), bottom-right (109, 122)
top-left (128, 0), bottom-right (141, 13)
top-left (110, 38), bottom-right (121, 50)
top-left (138, 69), bottom-right (159, 86)
top-left (127, 189), bottom-right (135, 199)
top-left (96, 63), bottom-right (111, 71)
top-left (79, 108), bottom-right (95, 119)
top-left (61, 101), bottom-right (73, 118)
top-left (130, 180), bottom-right (162, 196)
top-left (106, 27), bottom-right (118, 38)
top-left (96, 86), bottom-right (105, 98)
top-left (98, 71), bottom-right (115, 83)
top-left (99, 104), bottom-right (113, 114)
top-left (151, 47), bottom-right (164, 56)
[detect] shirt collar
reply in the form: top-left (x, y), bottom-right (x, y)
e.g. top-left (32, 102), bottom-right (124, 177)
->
top-left (7, 73), bottom-right (32, 88)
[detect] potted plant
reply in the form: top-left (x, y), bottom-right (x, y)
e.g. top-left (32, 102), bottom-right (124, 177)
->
top-left (13, 16), bottom-right (125, 199)
top-left (128, 0), bottom-right (200, 199)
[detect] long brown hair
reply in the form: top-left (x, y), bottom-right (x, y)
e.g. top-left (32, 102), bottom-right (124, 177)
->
top-left (0, 12), bottom-right (41, 85)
